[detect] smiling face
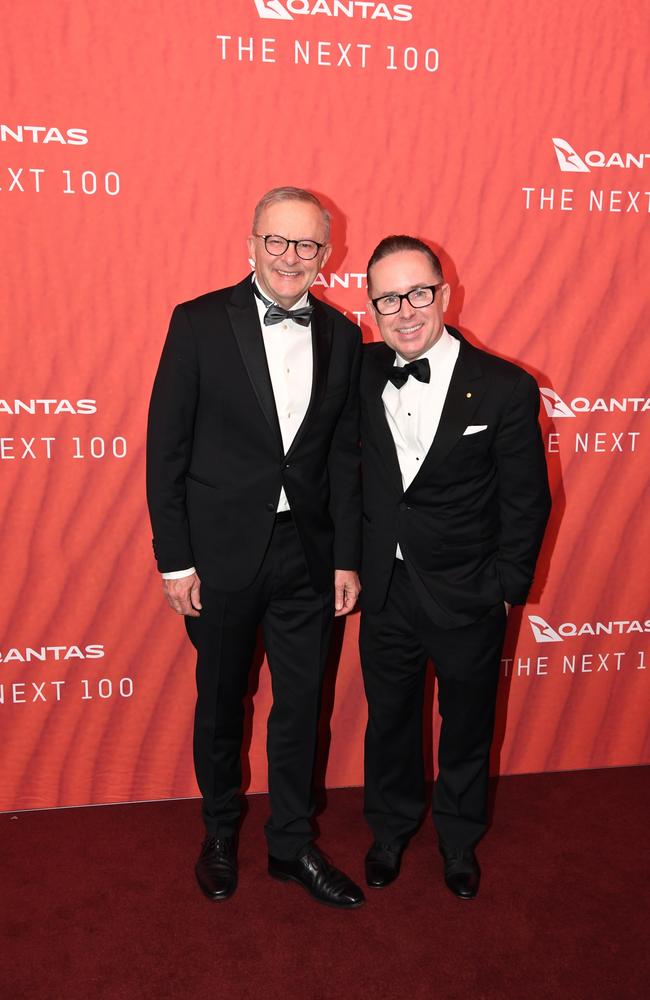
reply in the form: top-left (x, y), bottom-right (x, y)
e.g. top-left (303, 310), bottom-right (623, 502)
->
top-left (368, 249), bottom-right (450, 360)
top-left (247, 199), bottom-right (331, 309)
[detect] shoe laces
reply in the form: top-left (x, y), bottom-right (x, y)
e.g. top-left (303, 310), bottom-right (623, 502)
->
top-left (202, 835), bottom-right (234, 857)
top-left (301, 848), bottom-right (350, 889)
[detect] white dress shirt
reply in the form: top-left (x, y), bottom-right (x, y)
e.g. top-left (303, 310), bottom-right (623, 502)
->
top-left (162, 277), bottom-right (314, 579)
top-left (256, 280), bottom-right (313, 513)
top-left (382, 326), bottom-right (460, 560)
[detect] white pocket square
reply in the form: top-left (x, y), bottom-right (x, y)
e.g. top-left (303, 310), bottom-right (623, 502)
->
top-left (463, 424), bottom-right (488, 435)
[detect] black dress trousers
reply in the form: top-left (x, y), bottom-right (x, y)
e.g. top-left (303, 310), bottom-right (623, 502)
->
top-left (185, 517), bottom-right (333, 860)
top-left (360, 559), bottom-right (507, 851)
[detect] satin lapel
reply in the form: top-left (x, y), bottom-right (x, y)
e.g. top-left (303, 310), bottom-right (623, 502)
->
top-left (365, 343), bottom-right (404, 494)
top-left (409, 337), bottom-right (486, 484)
top-left (285, 297), bottom-right (332, 459)
top-left (226, 278), bottom-right (283, 447)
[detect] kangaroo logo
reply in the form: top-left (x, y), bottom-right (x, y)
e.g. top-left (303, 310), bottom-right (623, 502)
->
top-left (253, 0), bottom-right (293, 18)
top-left (552, 138), bottom-right (590, 173)
top-left (539, 388), bottom-right (575, 418)
top-left (528, 615), bottom-right (563, 643)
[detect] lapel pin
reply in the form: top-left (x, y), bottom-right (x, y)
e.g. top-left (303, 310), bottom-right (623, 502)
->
top-left (466, 392), bottom-right (472, 398)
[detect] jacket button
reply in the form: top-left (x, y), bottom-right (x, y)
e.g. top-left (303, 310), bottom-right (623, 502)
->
top-left (399, 502), bottom-right (410, 511)
top-left (283, 463), bottom-right (290, 469)
top-left (266, 503), bottom-right (275, 512)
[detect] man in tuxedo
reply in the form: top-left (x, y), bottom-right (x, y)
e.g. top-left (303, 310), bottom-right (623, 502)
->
top-left (359, 236), bottom-right (551, 899)
top-left (146, 187), bottom-right (364, 908)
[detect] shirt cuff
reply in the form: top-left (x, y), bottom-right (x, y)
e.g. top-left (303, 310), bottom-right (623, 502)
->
top-left (162, 567), bottom-right (196, 579)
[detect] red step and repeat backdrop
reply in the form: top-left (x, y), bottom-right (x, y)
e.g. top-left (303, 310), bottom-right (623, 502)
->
top-left (1, 1), bottom-right (648, 811)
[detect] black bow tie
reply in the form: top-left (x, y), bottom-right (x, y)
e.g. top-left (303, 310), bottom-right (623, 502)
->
top-left (264, 303), bottom-right (313, 327)
top-left (253, 282), bottom-right (313, 327)
top-left (387, 357), bottom-right (431, 388)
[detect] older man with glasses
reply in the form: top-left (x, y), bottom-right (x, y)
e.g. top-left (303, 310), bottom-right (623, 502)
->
top-left (147, 187), bottom-right (363, 908)
top-left (358, 235), bottom-right (551, 899)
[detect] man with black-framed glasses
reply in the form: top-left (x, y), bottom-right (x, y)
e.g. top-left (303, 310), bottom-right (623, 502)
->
top-left (359, 235), bottom-right (551, 899)
top-left (147, 187), bottom-right (364, 908)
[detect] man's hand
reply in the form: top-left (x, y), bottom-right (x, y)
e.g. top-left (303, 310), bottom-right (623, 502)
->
top-left (163, 573), bottom-right (202, 617)
top-left (334, 569), bottom-right (361, 617)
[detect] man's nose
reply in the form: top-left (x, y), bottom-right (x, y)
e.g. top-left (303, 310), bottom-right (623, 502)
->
top-left (282, 241), bottom-right (299, 263)
top-left (399, 295), bottom-right (416, 317)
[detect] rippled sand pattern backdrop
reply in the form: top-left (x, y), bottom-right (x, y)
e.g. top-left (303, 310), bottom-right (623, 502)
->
top-left (1, 1), bottom-right (648, 809)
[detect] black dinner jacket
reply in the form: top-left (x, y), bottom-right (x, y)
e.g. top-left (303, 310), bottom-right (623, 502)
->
top-left (360, 327), bottom-right (551, 627)
top-left (146, 275), bottom-right (362, 592)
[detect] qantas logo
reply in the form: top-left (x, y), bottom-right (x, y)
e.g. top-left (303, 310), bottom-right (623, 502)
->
top-left (248, 264), bottom-right (367, 289)
top-left (0, 124), bottom-right (88, 145)
top-left (528, 616), bottom-right (563, 643)
top-left (253, 0), bottom-right (413, 20)
top-left (540, 388), bottom-right (650, 417)
top-left (0, 399), bottom-right (97, 415)
top-left (552, 138), bottom-right (590, 173)
top-left (528, 615), bottom-right (650, 643)
top-left (254, 0), bottom-right (293, 18)
top-left (540, 388), bottom-right (575, 418)
top-left (0, 644), bottom-right (105, 663)
top-left (552, 137), bottom-right (650, 172)
top-left (313, 271), bottom-right (366, 289)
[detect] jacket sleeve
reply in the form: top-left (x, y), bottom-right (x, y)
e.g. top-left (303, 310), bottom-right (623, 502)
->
top-left (327, 326), bottom-right (362, 570)
top-left (146, 304), bottom-right (199, 573)
top-left (494, 370), bottom-right (551, 604)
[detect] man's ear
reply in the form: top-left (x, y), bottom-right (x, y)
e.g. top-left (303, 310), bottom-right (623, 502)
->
top-left (366, 273), bottom-right (375, 320)
top-left (320, 243), bottom-right (332, 269)
top-left (246, 234), bottom-right (256, 264)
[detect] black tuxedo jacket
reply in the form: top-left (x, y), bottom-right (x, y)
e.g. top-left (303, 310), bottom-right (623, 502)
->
top-left (360, 327), bottom-right (551, 627)
top-left (146, 275), bottom-right (362, 593)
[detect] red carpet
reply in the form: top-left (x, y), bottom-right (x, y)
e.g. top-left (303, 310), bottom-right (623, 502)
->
top-left (1, 768), bottom-right (647, 1000)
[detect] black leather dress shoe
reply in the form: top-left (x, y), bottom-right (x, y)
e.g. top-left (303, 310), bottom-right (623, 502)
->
top-left (364, 842), bottom-right (403, 888)
top-left (268, 846), bottom-right (365, 909)
top-left (195, 834), bottom-right (238, 901)
top-left (439, 844), bottom-right (480, 899)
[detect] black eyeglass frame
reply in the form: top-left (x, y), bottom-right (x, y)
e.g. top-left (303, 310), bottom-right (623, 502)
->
top-left (371, 283), bottom-right (445, 315)
top-left (254, 233), bottom-right (326, 261)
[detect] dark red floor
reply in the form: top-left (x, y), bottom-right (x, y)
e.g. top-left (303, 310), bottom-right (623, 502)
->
top-left (1, 768), bottom-right (647, 999)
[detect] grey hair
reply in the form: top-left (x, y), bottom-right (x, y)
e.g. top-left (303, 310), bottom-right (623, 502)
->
top-left (252, 187), bottom-right (331, 240)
